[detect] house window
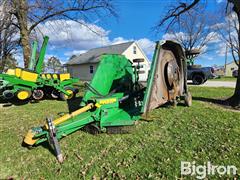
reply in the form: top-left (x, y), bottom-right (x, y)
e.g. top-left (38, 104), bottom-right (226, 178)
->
top-left (133, 46), bottom-right (137, 54)
top-left (231, 67), bottom-right (235, 71)
top-left (90, 65), bottom-right (94, 74)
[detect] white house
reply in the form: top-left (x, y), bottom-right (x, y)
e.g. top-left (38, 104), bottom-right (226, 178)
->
top-left (65, 41), bottom-right (150, 81)
top-left (225, 61), bottom-right (239, 76)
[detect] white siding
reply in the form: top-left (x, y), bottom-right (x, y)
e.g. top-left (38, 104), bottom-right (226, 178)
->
top-left (122, 42), bottom-right (150, 81)
top-left (67, 63), bottom-right (98, 81)
top-left (225, 61), bottom-right (238, 76)
top-left (67, 42), bottom-right (151, 82)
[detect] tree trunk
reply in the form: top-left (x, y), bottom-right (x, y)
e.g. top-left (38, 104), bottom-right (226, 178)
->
top-left (229, 0), bottom-right (240, 108)
top-left (13, 0), bottom-right (30, 68)
top-left (229, 62), bottom-right (240, 107)
top-left (20, 29), bottom-right (31, 68)
top-left (0, 57), bottom-right (6, 72)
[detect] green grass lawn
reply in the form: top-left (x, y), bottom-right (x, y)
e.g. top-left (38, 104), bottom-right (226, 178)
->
top-left (0, 87), bottom-right (239, 179)
top-left (209, 76), bottom-right (237, 82)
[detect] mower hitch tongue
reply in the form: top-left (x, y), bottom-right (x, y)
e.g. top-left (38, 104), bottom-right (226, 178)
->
top-left (23, 40), bottom-right (192, 162)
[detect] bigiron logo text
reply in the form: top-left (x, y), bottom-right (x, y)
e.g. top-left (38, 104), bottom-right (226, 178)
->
top-left (181, 161), bottom-right (237, 179)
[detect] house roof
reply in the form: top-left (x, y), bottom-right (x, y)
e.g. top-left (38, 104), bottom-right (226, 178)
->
top-left (66, 41), bottom-right (134, 65)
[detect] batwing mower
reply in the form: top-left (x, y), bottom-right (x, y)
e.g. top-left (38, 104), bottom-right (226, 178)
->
top-left (23, 40), bottom-right (192, 162)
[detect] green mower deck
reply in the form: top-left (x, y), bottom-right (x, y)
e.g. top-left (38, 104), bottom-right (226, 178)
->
top-left (23, 40), bottom-right (192, 163)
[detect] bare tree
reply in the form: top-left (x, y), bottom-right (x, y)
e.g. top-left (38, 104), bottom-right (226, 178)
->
top-left (162, 7), bottom-right (218, 56)
top-left (157, 0), bottom-right (240, 108)
top-left (213, 8), bottom-right (239, 68)
top-left (5, 0), bottom-right (116, 68)
top-left (158, 0), bottom-right (201, 30)
top-left (0, 1), bottom-right (19, 71)
top-left (225, 12), bottom-right (239, 67)
top-left (1, 55), bottom-right (18, 71)
top-left (46, 56), bottom-right (62, 73)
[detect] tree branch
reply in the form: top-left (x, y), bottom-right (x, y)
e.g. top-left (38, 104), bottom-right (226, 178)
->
top-left (29, 5), bottom-right (107, 33)
top-left (157, 0), bottom-right (200, 30)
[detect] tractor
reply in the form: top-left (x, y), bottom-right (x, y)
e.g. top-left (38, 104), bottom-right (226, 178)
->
top-left (0, 36), bottom-right (79, 102)
top-left (23, 40), bottom-right (192, 162)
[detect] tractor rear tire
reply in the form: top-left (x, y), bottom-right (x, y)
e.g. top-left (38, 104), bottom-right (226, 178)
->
top-left (59, 87), bottom-right (76, 101)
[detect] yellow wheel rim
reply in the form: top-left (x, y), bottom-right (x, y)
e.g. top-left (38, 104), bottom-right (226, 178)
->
top-left (65, 90), bottom-right (74, 99)
top-left (17, 91), bottom-right (30, 100)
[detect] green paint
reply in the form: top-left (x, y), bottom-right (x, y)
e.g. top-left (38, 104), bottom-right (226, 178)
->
top-left (35, 36), bottom-right (49, 74)
top-left (29, 54), bottom-right (140, 146)
top-left (24, 40), bottom-right (190, 162)
top-left (141, 42), bottom-right (160, 114)
top-left (28, 40), bottom-right (38, 71)
top-left (0, 36), bottom-right (79, 101)
top-left (81, 54), bottom-right (135, 106)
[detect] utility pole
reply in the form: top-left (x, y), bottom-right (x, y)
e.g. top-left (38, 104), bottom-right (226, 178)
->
top-left (224, 44), bottom-right (228, 76)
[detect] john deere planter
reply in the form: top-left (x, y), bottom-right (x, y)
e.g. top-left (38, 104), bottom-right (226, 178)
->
top-left (0, 36), bottom-right (78, 101)
top-left (23, 40), bottom-right (192, 162)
